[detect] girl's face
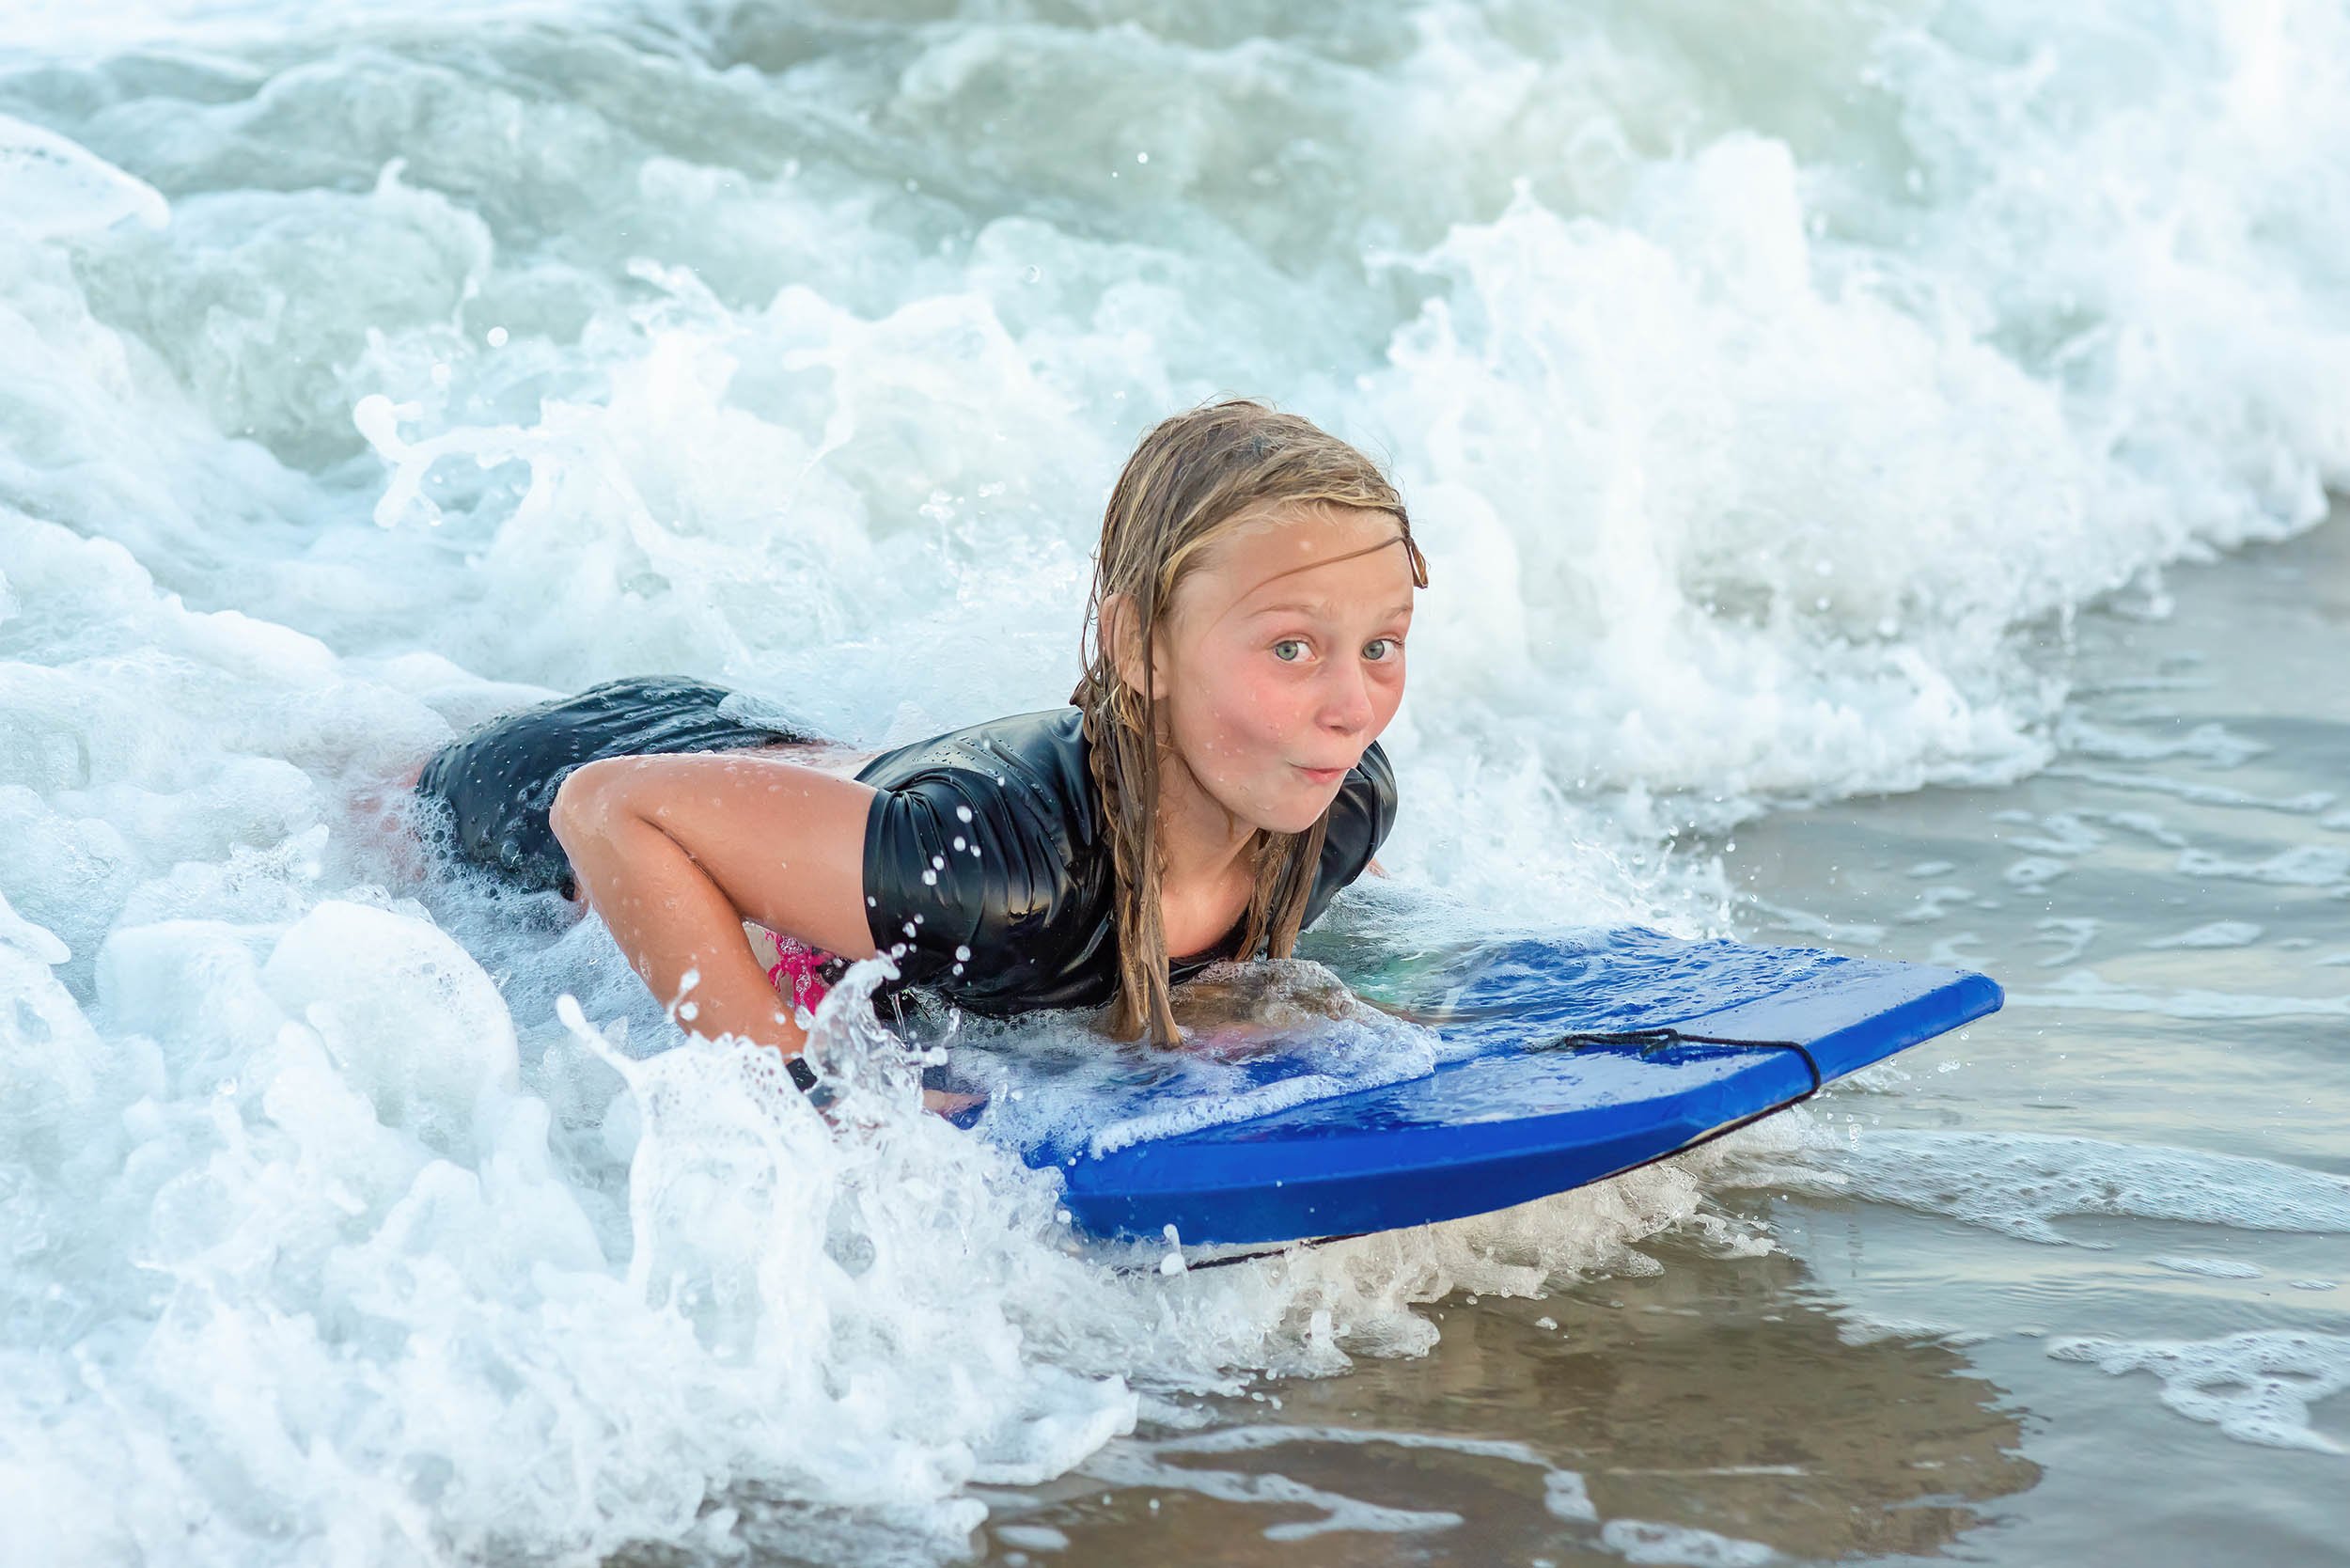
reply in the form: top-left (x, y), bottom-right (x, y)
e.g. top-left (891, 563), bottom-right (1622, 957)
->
top-left (1139, 501), bottom-right (1416, 837)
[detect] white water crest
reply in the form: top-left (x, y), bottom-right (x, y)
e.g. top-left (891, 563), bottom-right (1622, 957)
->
top-left (5, 0), bottom-right (2350, 1561)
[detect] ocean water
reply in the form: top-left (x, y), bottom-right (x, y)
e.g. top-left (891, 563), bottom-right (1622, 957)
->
top-left (2, 1), bottom-right (2346, 1563)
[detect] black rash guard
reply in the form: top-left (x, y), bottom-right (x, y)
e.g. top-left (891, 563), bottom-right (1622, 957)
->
top-left (414, 677), bottom-right (1398, 1017)
top-left (854, 705), bottom-right (1397, 1014)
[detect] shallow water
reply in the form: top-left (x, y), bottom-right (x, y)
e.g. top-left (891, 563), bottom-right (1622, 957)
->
top-left (3, 2), bottom-right (2348, 1564)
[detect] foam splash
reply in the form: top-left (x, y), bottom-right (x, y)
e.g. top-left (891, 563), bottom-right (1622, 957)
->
top-left (5, 871), bottom-right (1747, 1566)
top-left (0, 111), bottom-right (167, 240)
top-left (2048, 1331), bottom-right (2350, 1454)
top-left (955, 960), bottom-right (1445, 1161)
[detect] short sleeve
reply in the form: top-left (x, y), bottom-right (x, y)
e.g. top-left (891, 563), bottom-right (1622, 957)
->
top-left (862, 766), bottom-right (1084, 997)
top-left (1301, 740), bottom-right (1399, 929)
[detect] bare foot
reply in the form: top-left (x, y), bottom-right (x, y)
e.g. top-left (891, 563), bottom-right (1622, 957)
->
top-left (921, 1087), bottom-right (986, 1121)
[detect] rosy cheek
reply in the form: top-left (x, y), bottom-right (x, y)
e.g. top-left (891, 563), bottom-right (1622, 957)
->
top-left (1248, 681), bottom-right (1302, 740)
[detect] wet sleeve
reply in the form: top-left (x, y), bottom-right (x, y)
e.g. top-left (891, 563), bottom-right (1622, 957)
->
top-left (1304, 740), bottom-right (1400, 923)
top-left (862, 767), bottom-right (1074, 991)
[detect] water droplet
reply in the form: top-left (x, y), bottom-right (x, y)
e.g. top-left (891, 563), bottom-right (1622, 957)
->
top-left (485, 325), bottom-right (509, 348)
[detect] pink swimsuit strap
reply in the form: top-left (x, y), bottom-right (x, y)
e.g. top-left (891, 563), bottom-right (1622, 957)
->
top-left (765, 933), bottom-right (835, 1011)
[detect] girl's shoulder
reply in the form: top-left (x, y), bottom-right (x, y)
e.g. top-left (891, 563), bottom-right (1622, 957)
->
top-left (853, 708), bottom-right (1109, 1008)
top-left (854, 705), bottom-right (1096, 844)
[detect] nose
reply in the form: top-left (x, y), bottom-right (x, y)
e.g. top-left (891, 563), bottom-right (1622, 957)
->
top-left (1317, 656), bottom-right (1376, 735)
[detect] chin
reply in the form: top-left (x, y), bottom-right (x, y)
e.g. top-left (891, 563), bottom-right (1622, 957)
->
top-left (1258, 788), bottom-right (1340, 837)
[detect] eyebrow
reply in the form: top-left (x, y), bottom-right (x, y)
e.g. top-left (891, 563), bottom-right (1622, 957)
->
top-left (1246, 600), bottom-right (1416, 619)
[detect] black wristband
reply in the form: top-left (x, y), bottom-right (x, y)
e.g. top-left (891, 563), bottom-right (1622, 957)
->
top-left (785, 1055), bottom-right (820, 1094)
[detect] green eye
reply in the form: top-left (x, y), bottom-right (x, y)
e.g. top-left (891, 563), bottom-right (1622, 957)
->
top-left (1272, 639), bottom-right (1307, 662)
top-left (1364, 638), bottom-right (1393, 660)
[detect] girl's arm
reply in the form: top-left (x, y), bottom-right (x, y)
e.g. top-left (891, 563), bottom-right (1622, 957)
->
top-left (550, 749), bottom-right (880, 1061)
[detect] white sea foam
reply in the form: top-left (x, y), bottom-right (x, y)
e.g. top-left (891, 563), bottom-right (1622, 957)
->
top-left (1080, 1425), bottom-right (1763, 1549)
top-left (2044, 767), bottom-right (2339, 814)
top-left (1600, 1519), bottom-right (1779, 1566)
top-left (2151, 1256), bottom-right (2264, 1280)
top-left (2145, 921), bottom-right (2264, 949)
top-left (2176, 845), bottom-right (2350, 889)
top-left (1893, 884), bottom-right (1977, 925)
top-left (993, 1522), bottom-right (1072, 1552)
top-left (6, 0), bottom-right (2350, 1559)
top-left (1721, 1126), bottom-right (2350, 1247)
top-left (2048, 1331), bottom-right (2350, 1454)
top-left (2029, 917), bottom-right (2100, 967)
top-left (2153, 1260), bottom-right (2265, 1278)
top-left (2059, 717), bottom-right (2268, 767)
top-left (959, 960), bottom-right (1444, 1159)
top-left (2013, 970), bottom-right (2350, 1021)
top-left (0, 112), bottom-right (168, 240)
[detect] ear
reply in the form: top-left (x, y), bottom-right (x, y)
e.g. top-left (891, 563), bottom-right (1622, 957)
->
top-left (1103, 590), bottom-right (1157, 698)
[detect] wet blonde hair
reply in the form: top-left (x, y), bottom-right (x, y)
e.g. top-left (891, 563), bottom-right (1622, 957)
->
top-left (1070, 399), bottom-right (1429, 1045)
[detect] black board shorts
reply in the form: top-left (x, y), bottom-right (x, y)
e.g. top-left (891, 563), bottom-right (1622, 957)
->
top-left (413, 675), bottom-right (825, 900)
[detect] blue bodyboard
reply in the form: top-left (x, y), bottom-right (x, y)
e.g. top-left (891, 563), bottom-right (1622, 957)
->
top-left (979, 929), bottom-right (2001, 1247)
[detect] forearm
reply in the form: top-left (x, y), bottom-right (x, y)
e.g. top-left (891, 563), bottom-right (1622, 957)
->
top-left (566, 805), bottom-right (809, 1058)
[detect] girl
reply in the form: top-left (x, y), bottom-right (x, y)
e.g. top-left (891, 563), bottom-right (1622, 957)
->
top-left (412, 400), bottom-right (1428, 1103)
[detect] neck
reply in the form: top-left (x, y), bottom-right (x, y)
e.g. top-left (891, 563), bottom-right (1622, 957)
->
top-left (1149, 739), bottom-right (1259, 891)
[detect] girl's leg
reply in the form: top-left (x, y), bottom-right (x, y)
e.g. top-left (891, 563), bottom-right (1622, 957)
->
top-left (410, 675), bottom-right (829, 899)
